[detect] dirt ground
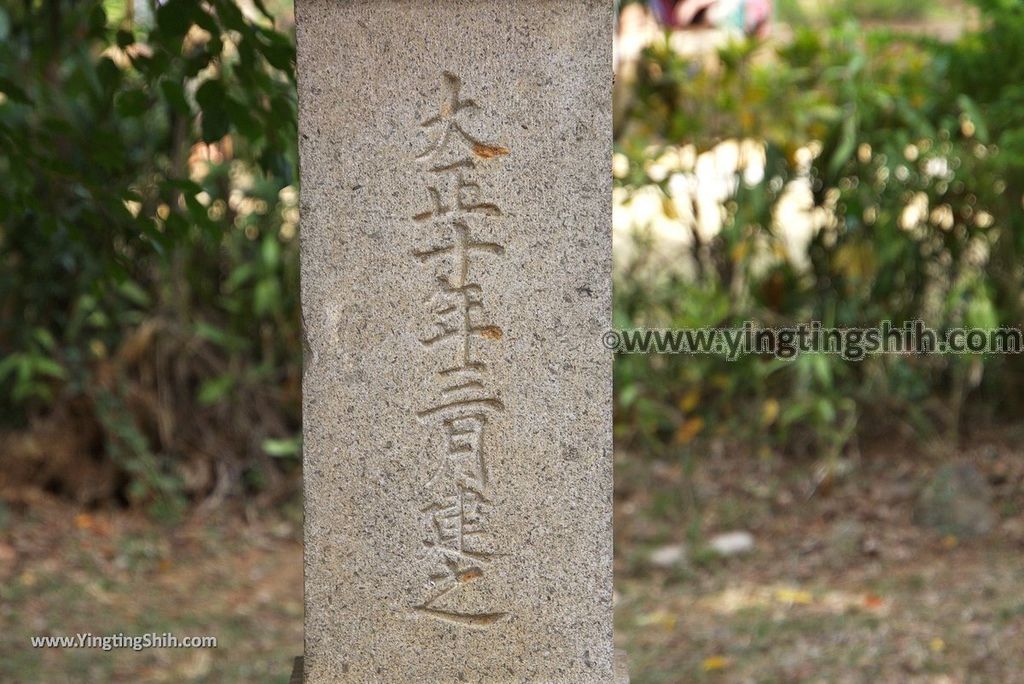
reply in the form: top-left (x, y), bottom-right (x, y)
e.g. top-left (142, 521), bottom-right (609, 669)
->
top-left (614, 431), bottom-right (1024, 683)
top-left (1, 433), bottom-right (1022, 683)
top-left (0, 495), bottom-right (304, 683)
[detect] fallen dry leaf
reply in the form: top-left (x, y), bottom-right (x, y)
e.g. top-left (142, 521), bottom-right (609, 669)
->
top-left (702, 655), bottom-right (730, 672)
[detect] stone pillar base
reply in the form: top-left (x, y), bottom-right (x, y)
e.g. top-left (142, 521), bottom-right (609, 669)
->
top-left (291, 652), bottom-right (630, 683)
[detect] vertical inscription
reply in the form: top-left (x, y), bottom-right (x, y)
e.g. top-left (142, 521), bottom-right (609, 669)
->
top-left (412, 73), bottom-right (509, 626)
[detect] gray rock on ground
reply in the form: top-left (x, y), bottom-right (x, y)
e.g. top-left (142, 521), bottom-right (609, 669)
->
top-left (914, 462), bottom-right (996, 539)
top-left (708, 530), bottom-right (755, 556)
top-left (648, 543), bottom-right (687, 568)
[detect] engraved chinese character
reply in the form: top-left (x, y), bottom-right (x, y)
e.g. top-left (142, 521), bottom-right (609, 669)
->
top-left (412, 72), bottom-right (509, 626)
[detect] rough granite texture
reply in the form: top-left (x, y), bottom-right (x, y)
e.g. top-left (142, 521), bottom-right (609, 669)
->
top-left (296, 1), bottom-right (615, 681)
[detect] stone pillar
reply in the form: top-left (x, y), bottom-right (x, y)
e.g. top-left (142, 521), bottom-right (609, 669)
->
top-left (296, 1), bottom-right (620, 681)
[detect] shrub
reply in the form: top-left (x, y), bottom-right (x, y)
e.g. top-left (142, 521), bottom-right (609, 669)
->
top-left (0, 0), bottom-right (299, 513)
top-left (614, 4), bottom-right (1024, 461)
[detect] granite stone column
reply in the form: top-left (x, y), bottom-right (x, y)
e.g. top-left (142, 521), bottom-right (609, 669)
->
top-left (296, 2), bottom-right (620, 681)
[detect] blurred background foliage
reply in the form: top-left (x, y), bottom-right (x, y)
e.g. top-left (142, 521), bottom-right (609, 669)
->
top-left (614, 0), bottom-right (1024, 465)
top-left (0, 0), bottom-right (299, 516)
top-left (0, 0), bottom-right (1021, 514)
top-left (3, 2), bottom-right (1024, 681)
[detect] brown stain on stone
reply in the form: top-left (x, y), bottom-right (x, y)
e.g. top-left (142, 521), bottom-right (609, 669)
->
top-left (479, 326), bottom-right (503, 340)
top-left (457, 568), bottom-right (484, 583)
top-left (473, 142), bottom-right (509, 159)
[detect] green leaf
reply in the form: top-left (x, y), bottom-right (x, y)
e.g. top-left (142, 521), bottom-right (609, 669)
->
top-left (194, 322), bottom-right (249, 351)
top-left (0, 353), bottom-right (20, 382)
top-left (160, 79), bottom-right (191, 115)
top-left (198, 375), bottom-right (235, 405)
top-left (780, 401), bottom-right (810, 427)
top-left (32, 357), bottom-right (67, 380)
top-left (262, 436), bottom-right (302, 458)
top-left (249, 0), bottom-right (274, 20)
top-left (214, 0), bottom-right (247, 32)
top-left (0, 77), bottom-right (31, 105)
top-left (253, 279), bottom-right (280, 317)
top-left (163, 211), bottom-right (190, 240)
top-left (156, 0), bottom-right (197, 41)
top-left (256, 32), bottom-right (295, 73)
top-left (196, 79), bottom-right (229, 142)
top-left (261, 235), bottom-right (280, 268)
top-left (116, 89), bottom-right (149, 117)
top-left (619, 383), bottom-right (639, 408)
top-left (32, 328), bottom-right (57, 351)
top-left (811, 354), bottom-right (833, 385)
top-left (815, 398), bottom-right (837, 423)
top-left (162, 178), bottom-right (204, 196)
top-left (966, 291), bottom-right (999, 331)
top-left (116, 29), bottom-right (135, 48)
top-left (195, 78), bottom-right (225, 108)
top-left (957, 94), bottom-right (989, 143)
top-left (201, 107), bottom-right (229, 142)
top-left (225, 263), bottom-right (255, 291)
top-left (96, 57), bottom-right (122, 92)
top-left (88, 4), bottom-right (107, 36)
top-left (225, 96), bottom-right (260, 139)
top-left (119, 280), bottom-right (151, 307)
top-left (828, 111), bottom-right (858, 178)
top-left (183, 50), bottom-right (215, 79)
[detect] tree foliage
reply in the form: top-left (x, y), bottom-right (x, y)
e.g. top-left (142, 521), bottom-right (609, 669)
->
top-left (614, 2), bottom-right (1024, 460)
top-left (0, 0), bottom-right (299, 513)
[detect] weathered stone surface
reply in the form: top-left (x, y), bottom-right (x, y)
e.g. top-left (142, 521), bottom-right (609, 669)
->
top-left (296, 1), bottom-right (615, 681)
